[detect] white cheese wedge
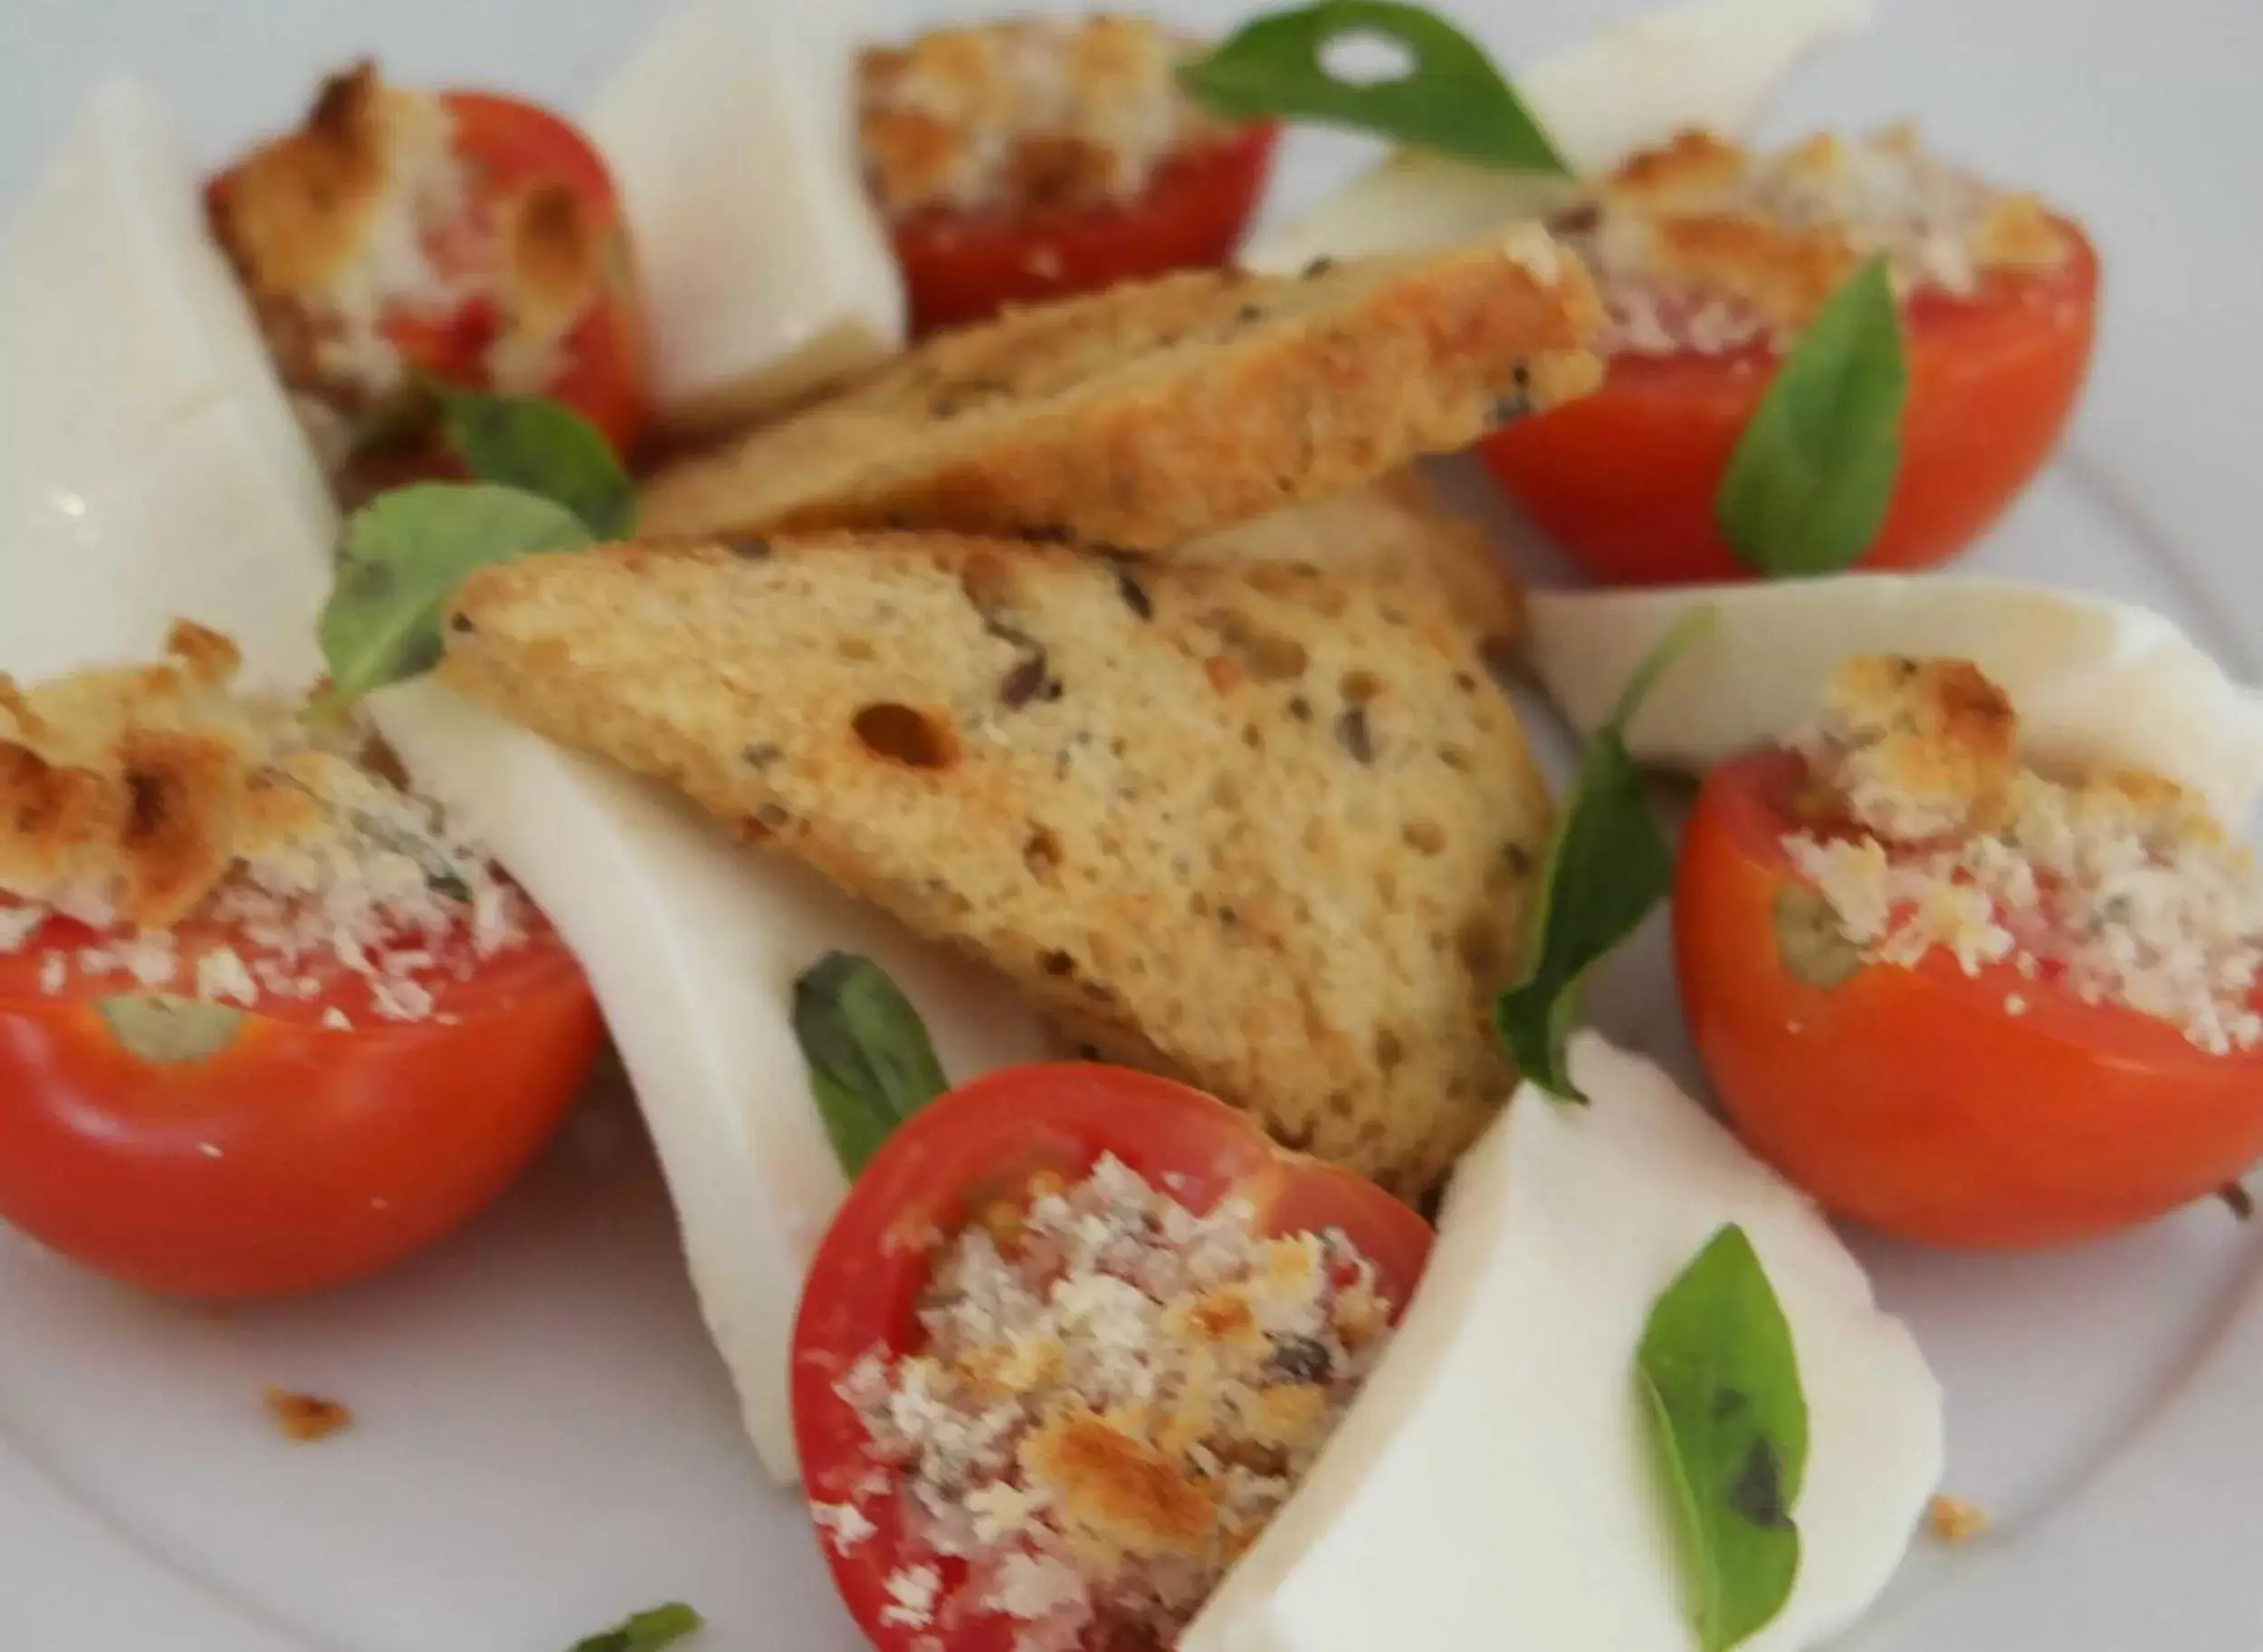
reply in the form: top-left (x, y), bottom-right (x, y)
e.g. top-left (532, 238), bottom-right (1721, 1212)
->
top-left (1527, 577), bottom-right (2263, 826)
top-left (1182, 1033), bottom-right (1942, 1652)
top-left (1241, 0), bottom-right (1871, 274)
top-left (366, 682), bottom-right (1052, 1482)
top-left (0, 77), bottom-right (336, 686)
top-left (587, 0), bottom-right (906, 436)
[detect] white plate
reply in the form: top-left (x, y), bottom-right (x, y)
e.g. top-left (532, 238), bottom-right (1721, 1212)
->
top-left (2, 0), bottom-right (2259, 1647)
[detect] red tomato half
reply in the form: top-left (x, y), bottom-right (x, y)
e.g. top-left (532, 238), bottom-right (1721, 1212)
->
top-left (893, 123), bottom-right (1279, 336)
top-left (791, 1063), bottom-right (1433, 1652)
top-left (0, 908), bottom-right (602, 1298)
top-left (428, 90), bottom-right (649, 455)
top-left (1676, 750), bottom-right (2263, 1248)
top-left (206, 75), bottom-right (648, 463)
top-left (1482, 224), bottom-right (2099, 586)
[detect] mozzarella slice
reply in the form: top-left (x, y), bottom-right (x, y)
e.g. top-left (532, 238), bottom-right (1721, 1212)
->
top-left (366, 682), bottom-right (1053, 1482)
top-left (1526, 577), bottom-right (2263, 826)
top-left (587, 0), bottom-right (906, 435)
top-left (1241, 0), bottom-right (1871, 274)
top-left (0, 77), bottom-right (335, 686)
top-left (1182, 1033), bottom-right (1942, 1652)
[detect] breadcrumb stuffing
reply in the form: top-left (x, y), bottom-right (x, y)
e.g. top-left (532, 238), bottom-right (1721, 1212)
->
top-left (859, 17), bottom-right (1242, 219)
top-left (814, 1153), bottom-right (1399, 1652)
top-left (0, 625), bottom-right (531, 1025)
top-left (1786, 657), bottom-right (2263, 1054)
top-left (1552, 126), bottom-right (2075, 357)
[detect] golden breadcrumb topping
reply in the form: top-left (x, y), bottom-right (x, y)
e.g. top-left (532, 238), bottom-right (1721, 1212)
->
top-left (1926, 1494), bottom-right (1991, 1544)
top-left (209, 62), bottom-right (606, 450)
top-left (264, 1388), bottom-right (356, 1443)
top-left (1787, 656), bottom-right (2263, 1053)
top-left (0, 625), bottom-right (528, 1026)
top-left (1553, 126), bottom-right (2074, 356)
top-left (859, 16), bottom-right (1241, 219)
top-left (819, 1154), bottom-right (1396, 1650)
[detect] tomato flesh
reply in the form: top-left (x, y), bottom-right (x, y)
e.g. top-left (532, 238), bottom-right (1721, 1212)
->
top-left (1482, 224), bottom-right (2099, 585)
top-left (791, 1062), bottom-right (1432, 1652)
top-left (1676, 750), bottom-right (2263, 1248)
top-left (0, 911), bottom-right (602, 1298)
top-left (893, 123), bottom-right (1279, 336)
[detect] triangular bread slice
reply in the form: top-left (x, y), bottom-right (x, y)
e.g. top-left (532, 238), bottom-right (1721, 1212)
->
top-left (636, 232), bottom-right (1601, 552)
top-left (1177, 469), bottom-right (1523, 646)
top-left (440, 533), bottom-right (1552, 1195)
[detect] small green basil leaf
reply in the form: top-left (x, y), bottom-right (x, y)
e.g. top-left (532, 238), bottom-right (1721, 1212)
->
top-left (1637, 1224), bottom-right (1809, 1652)
top-left (438, 388), bottom-right (637, 540)
top-left (314, 482), bottom-right (594, 712)
top-left (1179, 1), bottom-right (1569, 176)
top-left (94, 995), bottom-right (243, 1064)
top-left (1715, 256), bottom-right (1908, 577)
top-left (1494, 609), bottom-right (1711, 1101)
top-left (568, 1602), bottom-right (704, 1652)
top-left (794, 951), bottom-right (952, 1178)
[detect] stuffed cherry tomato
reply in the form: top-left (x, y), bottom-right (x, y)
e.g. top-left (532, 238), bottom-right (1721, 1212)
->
top-left (0, 624), bottom-right (602, 1297)
top-left (0, 907), bottom-right (600, 1299)
top-left (859, 18), bottom-right (1278, 335)
top-left (1483, 129), bottom-right (2098, 586)
top-left (208, 62), bottom-right (647, 476)
top-left (792, 1063), bottom-right (1432, 1651)
top-left (1676, 657), bottom-right (2263, 1249)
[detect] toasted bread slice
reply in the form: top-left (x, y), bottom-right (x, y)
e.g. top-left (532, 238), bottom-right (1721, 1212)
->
top-left (441, 533), bottom-right (1551, 1194)
top-left (1178, 470), bottom-right (1523, 646)
top-left (636, 233), bottom-right (1601, 551)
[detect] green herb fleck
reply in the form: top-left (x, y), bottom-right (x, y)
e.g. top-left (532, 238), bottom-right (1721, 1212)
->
top-left (1715, 257), bottom-right (1908, 578)
top-left (794, 952), bottom-right (952, 1178)
top-left (568, 1602), bottom-right (703, 1652)
top-left (1637, 1225), bottom-right (1809, 1652)
top-left (94, 995), bottom-right (244, 1064)
top-left (1494, 610), bottom-right (1711, 1101)
top-left (438, 388), bottom-right (636, 540)
top-left (313, 482), bottom-right (594, 712)
top-left (1179, 1), bottom-right (1568, 175)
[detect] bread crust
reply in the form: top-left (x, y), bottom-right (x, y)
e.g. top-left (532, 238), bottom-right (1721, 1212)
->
top-left (638, 238), bottom-right (1602, 552)
top-left (442, 531), bottom-right (1552, 1193)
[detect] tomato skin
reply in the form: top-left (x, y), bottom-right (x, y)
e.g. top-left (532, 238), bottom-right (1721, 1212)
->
top-left (434, 90), bottom-right (650, 455)
top-left (1676, 750), bottom-right (2263, 1249)
top-left (1481, 224), bottom-right (2099, 586)
top-left (0, 923), bottom-right (603, 1299)
top-left (791, 1062), bottom-right (1432, 1652)
top-left (893, 123), bottom-right (1279, 336)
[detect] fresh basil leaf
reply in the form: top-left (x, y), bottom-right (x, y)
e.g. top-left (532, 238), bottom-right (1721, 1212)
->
top-left (1637, 1224), bottom-right (1809, 1652)
top-left (1494, 610), bottom-right (1711, 1101)
top-left (1179, 1), bottom-right (1569, 175)
top-left (314, 482), bottom-right (594, 711)
top-left (794, 951), bottom-right (952, 1178)
top-left (568, 1602), bottom-right (703, 1652)
top-left (439, 388), bottom-right (636, 540)
top-left (1716, 257), bottom-right (1907, 577)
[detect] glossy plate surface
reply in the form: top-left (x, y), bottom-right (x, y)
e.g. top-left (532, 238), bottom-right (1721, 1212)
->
top-left (0, 0), bottom-right (2257, 1645)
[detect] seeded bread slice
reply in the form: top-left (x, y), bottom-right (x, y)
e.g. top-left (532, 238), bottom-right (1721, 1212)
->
top-left (1177, 469), bottom-right (1523, 647)
top-left (440, 533), bottom-right (1552, 1195)
top-left (636, 233), bottom-right (1601, 552)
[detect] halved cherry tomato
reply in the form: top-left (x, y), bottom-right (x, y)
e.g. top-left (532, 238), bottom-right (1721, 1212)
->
top-left (1482, 224), bottom-right (2099, 586)
top-left (206, 75), bottom-right (647, 463)
top-left (791, 1062), bottom-right (1432, 1652)
top-left (892, 123), bottom-right (1279, 336)
top-left (422, 90), bottom-right (648, 454)
top-left (0, 906), bottom-right (602, 1298)
top-left (1676, 749), bottom-right (2263, 1248)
